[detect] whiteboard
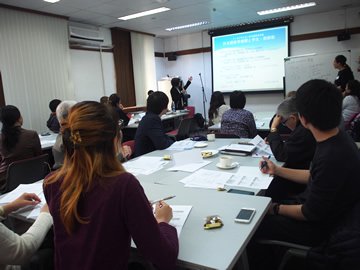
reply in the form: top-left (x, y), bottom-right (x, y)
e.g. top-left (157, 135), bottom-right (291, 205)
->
top-left (284, 50), bottom-right (351, 94)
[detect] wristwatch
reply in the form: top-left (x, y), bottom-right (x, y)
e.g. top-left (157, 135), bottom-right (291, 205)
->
top-left (270, 127), bottom-right (277, 133)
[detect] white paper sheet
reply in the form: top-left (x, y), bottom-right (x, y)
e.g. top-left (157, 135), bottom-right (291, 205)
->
top-left (167, 150), bottom-right (211, 172)
top-left (166, 141), bottom-right (196, 151)
top-left (0, 182), bottom-right (44, 204)
top-left (169, 205), bottom-right (192, 237)
top-left (180, 169), bottom-right (234, 189)
top-left (225, 166), bottom-right (273, 189)
top-left (250, 135), bottom-right (273, 158)
top-left (123, 157), bottom-right (169, 175)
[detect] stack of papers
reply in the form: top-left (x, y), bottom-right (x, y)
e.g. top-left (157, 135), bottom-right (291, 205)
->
top-left (226, 166), bottom-right (273, 189)
top-left (123, 157), bottom-right (169, 176)
top-left (179, 167), bottom-right (273, 190)
top-left (219, 143), bottom-right (256, 156)
top-left (0, 182), bottom-right (45, 220)
top-left (180, 169), bottom-right (233, 189)
top-left (249, 135), bottom-right (273, 158)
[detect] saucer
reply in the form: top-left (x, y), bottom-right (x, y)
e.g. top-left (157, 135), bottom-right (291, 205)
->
top-left (194, 142), bottom-right (208, 148)
top-left (216, 162), bottom-right (239, 170)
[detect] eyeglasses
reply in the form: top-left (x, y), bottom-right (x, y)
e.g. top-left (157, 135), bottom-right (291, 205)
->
top-left (281, 118), bottom-right (289, 126)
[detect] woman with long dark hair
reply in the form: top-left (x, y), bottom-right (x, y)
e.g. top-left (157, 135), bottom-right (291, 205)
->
top-left (0, 105), bottom-right (41, 191)
top-left (44, 101), bottom-right (178, 270)
top-left (208, 91), bottom-right (229, 125)
top-left (108, 93), bottom-right (130, 127)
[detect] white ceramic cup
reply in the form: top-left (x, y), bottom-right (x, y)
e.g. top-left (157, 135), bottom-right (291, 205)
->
top-left (207, 133), bottom-right (215, 141)
top-left (220, 156), bottom-right (233, 168)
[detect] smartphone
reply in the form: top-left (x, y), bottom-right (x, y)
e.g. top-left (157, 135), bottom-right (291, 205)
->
top-left (234, 208), bottom-right (256, 223)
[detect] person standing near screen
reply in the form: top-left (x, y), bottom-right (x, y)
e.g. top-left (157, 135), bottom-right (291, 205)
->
top-left (333, 55), bottom-right (354, 92)
top-left (170, 76), bottom-right (192, 110)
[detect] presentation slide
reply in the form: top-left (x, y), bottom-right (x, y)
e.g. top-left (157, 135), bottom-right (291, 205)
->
top-left (212, 25), bottom-right (288, 93)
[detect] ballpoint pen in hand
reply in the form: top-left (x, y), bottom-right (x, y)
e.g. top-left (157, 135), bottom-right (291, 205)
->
top-left (260, 155), bottom-right (271, 170)
top-left (150, 195), bottom-right (176, 205)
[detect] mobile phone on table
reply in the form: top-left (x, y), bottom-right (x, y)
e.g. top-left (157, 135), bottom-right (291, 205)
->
top-left (234, 208), bottom-right (256, 223)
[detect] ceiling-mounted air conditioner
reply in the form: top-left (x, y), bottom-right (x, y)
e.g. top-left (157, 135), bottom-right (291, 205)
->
top-left (69, 25), bottom-right (105, 46)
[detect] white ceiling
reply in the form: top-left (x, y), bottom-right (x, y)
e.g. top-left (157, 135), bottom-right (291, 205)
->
top-left (0, 0), bottom-right (359, 37)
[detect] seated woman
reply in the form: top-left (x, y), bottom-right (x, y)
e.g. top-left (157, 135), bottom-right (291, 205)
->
top-left (135, 92), bottom-right (175, 157)
top-left (265, 97), bottom-right (316, 202)
top-left (44, 101), bottom-right (178, 270)
top-left (220, 91), bottom-right (257, 138)
top-left (0, 105), bottom-right (41, 192)
top-left (342, 79), bottom-right (360, 128)
top-left (208, 91), bottom-right (230, 126)
top-left (109, 94), bottom-right (130, 127)
top-left (0, 193), bottom-right (52, 269)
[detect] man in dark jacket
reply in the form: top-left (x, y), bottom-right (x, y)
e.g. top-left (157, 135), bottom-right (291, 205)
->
top-left (134, 92), bottom-right (174, 157)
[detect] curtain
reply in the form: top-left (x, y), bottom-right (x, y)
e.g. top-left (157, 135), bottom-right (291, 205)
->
top-left (0, 7), bottom-right (73, 132)
top-left (131, 32), bottom-right (157, 107)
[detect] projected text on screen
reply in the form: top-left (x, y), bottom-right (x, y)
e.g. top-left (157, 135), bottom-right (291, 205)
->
top-left (212, 25), bottom-right (288, 93)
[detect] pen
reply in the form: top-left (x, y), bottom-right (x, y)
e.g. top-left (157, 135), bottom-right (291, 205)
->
top-left (260, 155), bottom-right (271, 170)
top-left (150, 195), bottom-right (176, 205)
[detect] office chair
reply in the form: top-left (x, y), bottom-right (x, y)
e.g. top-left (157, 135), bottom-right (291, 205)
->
top-left (167, 117), bottom-right (193, 141)
top-left (4, 154), bottom-right (50, 193)
top-left (257, 239), bottom-right (310, 270)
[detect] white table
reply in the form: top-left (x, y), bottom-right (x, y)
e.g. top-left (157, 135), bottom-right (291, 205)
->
top-left (130, 138), bottom-right (280, 269)
top-left (7, 138), bottom-right (276, 270)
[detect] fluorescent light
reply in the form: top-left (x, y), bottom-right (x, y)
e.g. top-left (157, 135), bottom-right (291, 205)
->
top-left (166, 21), bottom-right (209, 31)
top-left (43, 0), bottom-right (60, 3)
top-left (118, 7), bottom-right (170, 20)
top-left (257, 2), bottom-right (316, 15)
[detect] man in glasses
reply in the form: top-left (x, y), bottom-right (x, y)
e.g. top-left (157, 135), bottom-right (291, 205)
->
top-left (265, 97), bottom-right (316, 202)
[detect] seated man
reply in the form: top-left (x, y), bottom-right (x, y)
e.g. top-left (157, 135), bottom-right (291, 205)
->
top-left (248, 79), bottom-right (360, 270)
top-left (265, 97), bottom-right (316, 202)
top-left (134, 92), bottom-right (174, 157)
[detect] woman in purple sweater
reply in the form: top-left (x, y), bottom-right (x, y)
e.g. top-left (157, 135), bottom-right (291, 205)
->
top-left (44, 101), bottom-right (178, 270)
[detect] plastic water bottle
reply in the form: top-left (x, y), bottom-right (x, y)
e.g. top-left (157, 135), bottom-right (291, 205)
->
top-left (172, 101), bottom-right (176, 112)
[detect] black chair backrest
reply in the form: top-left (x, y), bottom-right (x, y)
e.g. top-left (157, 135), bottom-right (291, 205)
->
top-left (4, 154), bottom-right (50, 193)
top-left (176, 118), bottom-right (193, 141)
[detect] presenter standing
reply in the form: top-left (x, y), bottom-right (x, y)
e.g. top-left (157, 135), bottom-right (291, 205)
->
top-left (170, 76), bottom-right (192, 110)
top-left (333, 55), bottom-right (354, 92)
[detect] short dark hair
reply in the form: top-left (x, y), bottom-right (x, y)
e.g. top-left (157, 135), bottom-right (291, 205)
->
top-left (230, 90), bottom-right (246, 109)
top-left (147, 91), bottom-right (169, 115)
top-left (49, 99), bottom-right (61, 112)
top-left (335, 55), bottom-right (347, 66)
top-left (0, 105), bottom-right (22, 151)
top-left (296, 79), bottom-right (342, 131)
top-left (109, 94), bottom-right (120, 107)
top-left (171, 78), bottom-right (180, 87)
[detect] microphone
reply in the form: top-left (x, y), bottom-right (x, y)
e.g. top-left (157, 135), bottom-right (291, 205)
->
top-left (199, 73), bottom-right (202, 77)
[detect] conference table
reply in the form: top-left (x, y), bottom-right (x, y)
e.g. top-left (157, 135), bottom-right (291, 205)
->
top-left (6, 138), bottom-right (279, 270)
top-left (127, 138), bottom-right (282, 269)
